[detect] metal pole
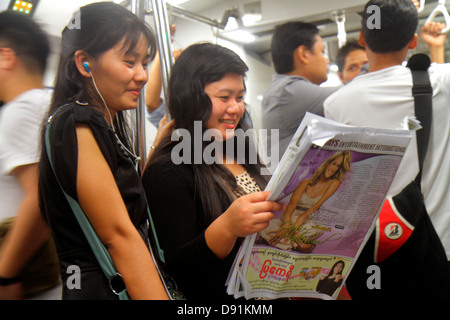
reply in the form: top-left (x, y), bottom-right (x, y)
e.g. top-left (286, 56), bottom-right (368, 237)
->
top-left (146, 3), bottom-right (237, 118)
top-left (166, 4), bottom-right (222, 29)
top-left (130, 0), bottom-right (147, 172)
top-left (150, 0), bottom-right (174, 120)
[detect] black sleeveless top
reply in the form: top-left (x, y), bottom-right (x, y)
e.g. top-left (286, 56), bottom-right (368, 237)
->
top-left (39, 103), bottom-right (149, 299)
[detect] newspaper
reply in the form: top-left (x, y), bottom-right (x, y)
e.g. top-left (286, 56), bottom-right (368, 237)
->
top-left (226, 113), bottom-right (414, 300)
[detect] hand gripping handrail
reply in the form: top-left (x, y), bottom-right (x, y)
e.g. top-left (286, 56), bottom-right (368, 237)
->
top-left (425, 0), bottom-right (450, 33)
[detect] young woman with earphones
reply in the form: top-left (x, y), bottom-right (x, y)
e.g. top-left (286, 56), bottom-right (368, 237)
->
top-left (38, 2), bottom-right (168, 300)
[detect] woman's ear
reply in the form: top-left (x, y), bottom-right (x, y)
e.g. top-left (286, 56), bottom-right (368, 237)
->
top-left (74, 50), bottom-right (91, 77)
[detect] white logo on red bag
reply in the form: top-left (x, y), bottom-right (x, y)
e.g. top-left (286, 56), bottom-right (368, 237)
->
top-left (384, 223), bottom-right (403, 240)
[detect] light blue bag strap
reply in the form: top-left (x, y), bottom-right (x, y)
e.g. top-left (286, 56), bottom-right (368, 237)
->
top-left (44, 109), bottom-right (129, 300)
top-left (145, 202), bottom-right (165, 263)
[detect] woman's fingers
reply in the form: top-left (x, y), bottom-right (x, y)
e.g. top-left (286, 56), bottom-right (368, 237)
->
top-left (224, 191), bottom-right (289, 238)
top-left (241, 191), bottom-right (286, 214)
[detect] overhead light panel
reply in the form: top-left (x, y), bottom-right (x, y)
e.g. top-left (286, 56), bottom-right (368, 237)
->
top-left (167, 0), bottom-right (189, 5)
top-left (242, 1), bottom-right (262, 26)
top-left (224, 16), bottom-right (239, 31)
top-left (224, 30), bottom-right (256, 43)
top-left (242, 13), bottom-right (262, 26)
top-left (220, 7), bottom-right (257, 43)
top-left (8, 0), bottom-right (40, 15)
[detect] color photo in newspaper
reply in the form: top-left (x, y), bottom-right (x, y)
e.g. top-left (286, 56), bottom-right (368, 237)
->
top-left (227, 113), bottom-right (413, 300)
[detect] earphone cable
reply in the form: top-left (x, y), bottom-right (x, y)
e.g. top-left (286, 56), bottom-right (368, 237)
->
top-left (90, 74), bottom-right (141, 165)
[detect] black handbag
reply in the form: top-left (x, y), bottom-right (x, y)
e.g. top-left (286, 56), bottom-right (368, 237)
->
top-left (345, 54), bottom-right (450, 299)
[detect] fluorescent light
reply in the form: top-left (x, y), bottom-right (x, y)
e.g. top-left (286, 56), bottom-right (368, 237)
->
top-left (224, 30), bottom-right (256, 43)
top-left (224, 17), bottom-right (239, 31)
top-left (242, 13), bottom-right (262, 26)
top-left (221, 8), bottom-right (257, 43)
top-left (167, 0), bottom-right (189, 5)
top-left (243, 1), bottom-right (262, 26)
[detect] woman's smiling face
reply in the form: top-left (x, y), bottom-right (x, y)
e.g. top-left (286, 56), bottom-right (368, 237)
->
top-left (204, 72), bottom-right (246, 141)
top-left (88, 34), bottom-right (151, 119)
top-left (325, 155), bottom-right (344, 179)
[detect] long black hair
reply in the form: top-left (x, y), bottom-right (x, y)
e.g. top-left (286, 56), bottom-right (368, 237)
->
top-left (147, 42), bottom-right (268, 224)
top-left (48, 1), bottom-right (156, 147)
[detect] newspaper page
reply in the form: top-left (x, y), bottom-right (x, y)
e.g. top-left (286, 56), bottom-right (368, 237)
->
top-left (226, 113), bottom-right (413, 300)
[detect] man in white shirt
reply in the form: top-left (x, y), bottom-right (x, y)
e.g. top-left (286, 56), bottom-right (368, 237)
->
top-left (324, 0), bottom-right (450, 298)
top-left (0, 11), bottom-right (57, 299)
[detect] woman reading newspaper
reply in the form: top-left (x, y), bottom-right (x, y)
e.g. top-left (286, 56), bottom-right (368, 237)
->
top-left (259, 151), bottom-right (351, 252)
top-left (141, 43), bottom-right (284, 300)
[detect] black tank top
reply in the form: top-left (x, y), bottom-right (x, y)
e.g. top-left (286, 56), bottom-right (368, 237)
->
top-left (39, 103), bottom-right (149, 299)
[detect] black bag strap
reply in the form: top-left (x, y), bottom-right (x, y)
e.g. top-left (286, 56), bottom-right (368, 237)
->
top-left (406, 53), bottom-right (432, 184)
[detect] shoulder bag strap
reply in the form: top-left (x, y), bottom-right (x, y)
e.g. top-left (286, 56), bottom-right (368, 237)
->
top-left (406, 53), bottom-right (433, 184)
top-left (44, 109), bottom-right (129, 300)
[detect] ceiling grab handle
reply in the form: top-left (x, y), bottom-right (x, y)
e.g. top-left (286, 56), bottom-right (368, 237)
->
top-left (333, 11), bottom-right (347, 48)
top-left (425, 0), bottom-right (450, 33)
top-left (418, 0), bottom-right (425, 13)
